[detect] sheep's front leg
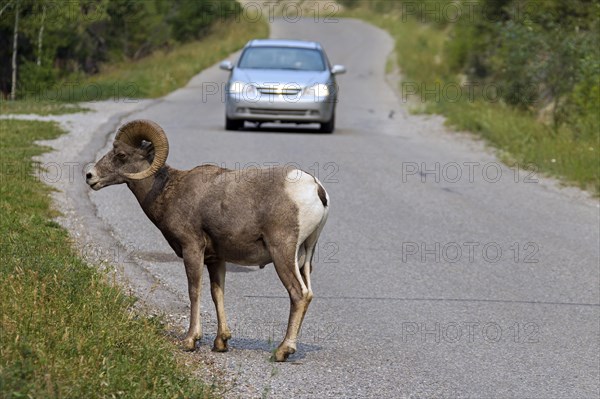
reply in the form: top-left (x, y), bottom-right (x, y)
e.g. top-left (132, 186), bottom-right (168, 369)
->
top-left (207, 259), bottom-right (232, 352)
top-left (181, 246), bottom-right (205, 351)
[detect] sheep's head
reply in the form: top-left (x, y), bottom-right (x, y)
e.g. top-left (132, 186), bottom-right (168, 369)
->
top-left (86, 119), bottom-right (169, 190)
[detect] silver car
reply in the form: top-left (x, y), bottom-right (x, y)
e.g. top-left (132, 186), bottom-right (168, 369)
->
top-left (219, 39), bottom-right (346, 133)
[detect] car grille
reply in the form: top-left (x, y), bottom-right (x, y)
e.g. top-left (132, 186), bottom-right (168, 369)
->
top-left (247, 108), bottom-right (312, 116)
top-left (257, 87), bottom-right (302, 96)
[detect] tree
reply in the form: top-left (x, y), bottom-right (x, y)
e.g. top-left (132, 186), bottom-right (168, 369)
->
top-left (0, 0), bottom-right (242, 99)
top-left (36, 1), bottom-right (45, 66)
top-left (10, 0), bottom-right (19, 100)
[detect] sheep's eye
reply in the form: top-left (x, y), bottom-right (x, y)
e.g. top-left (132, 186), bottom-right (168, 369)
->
top-left (116, 152), bottom-right (127, 159)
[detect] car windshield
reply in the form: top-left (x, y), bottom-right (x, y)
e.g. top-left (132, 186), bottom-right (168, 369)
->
top-left (238, 47), bottom-right (326, 71)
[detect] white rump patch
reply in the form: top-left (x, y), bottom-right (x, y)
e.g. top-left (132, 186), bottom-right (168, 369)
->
top-left (285, 169), bottom-right (327, 245)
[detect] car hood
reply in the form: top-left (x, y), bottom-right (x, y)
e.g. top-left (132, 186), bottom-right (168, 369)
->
top-left (232, 68), bottom-right (330, 88)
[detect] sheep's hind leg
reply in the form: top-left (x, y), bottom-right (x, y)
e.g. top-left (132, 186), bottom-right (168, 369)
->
top-left (181, 247), bottom-right (204, 351)
top-left (299, 230), bottom-right (320, 292)
top-left (271, 243), bottom-right (313, 362)
top-left (207, 259), bottom-right (232, 352)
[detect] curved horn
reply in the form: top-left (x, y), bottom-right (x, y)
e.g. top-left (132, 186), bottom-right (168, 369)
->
top-left (115, 119), bottom-right (169, 180)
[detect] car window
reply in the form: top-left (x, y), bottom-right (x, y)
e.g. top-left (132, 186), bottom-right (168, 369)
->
top-left (238, 47), bottom-right (326, 71)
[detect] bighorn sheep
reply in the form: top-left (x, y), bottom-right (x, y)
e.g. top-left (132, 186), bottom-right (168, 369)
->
top-left (86, 119), bottom-right (329, 361)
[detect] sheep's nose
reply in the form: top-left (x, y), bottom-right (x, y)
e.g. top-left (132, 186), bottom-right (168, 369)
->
top-left (86, 172), bottom-right (93, 179)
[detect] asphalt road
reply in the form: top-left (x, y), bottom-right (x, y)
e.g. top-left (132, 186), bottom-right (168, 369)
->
top-left (85, 19), bottom-right (599, 398)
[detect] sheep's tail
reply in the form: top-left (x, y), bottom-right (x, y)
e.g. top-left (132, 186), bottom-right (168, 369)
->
top-left (316, 182), bottom-right (328, 207)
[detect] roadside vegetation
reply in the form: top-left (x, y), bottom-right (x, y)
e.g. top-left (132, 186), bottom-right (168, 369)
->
top-left (1, 0), bottom-right (267, 107)
top-left (0, 119), bottom-right (213, 398)
top-left (0, 100), bottom-right (87, 115)
top-left (63, 18), bottom-right (267, 101)
top-left (1, 1), bottom-right (269, 397)
top-left (1, 0), bottom-right (235, 98)
top-left (342, 0), bottom-right (599, 194)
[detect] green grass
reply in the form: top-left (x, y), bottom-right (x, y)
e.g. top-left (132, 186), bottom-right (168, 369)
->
top-left (435, 100), bottom-right (598, 189)
top-left (344, 8), bottom-right (599, 194)
top-left (0, 101), bottom-right (88, 116)
top-left (0, 119), bottom-right (213, 398)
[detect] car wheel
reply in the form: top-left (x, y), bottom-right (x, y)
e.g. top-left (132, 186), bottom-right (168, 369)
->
top-left (319, 112), bottom-right (335, 133)
top-left (225, 117), bottom-right (243, 131)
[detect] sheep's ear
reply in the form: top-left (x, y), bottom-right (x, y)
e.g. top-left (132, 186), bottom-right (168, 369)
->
top-left (140, 140), bottom-right (155, 158)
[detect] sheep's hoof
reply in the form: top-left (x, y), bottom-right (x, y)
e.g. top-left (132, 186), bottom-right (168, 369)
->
top-left (181, 336), bottom-right (200, 351)
top-left (212, 342), bottom-right (229, 352)
top-left (272, 344), bottom-right (295, 362)
top-left (211, 338), bottom-right (229, 352)
top-left (212, 331), bottom-right (231, 352)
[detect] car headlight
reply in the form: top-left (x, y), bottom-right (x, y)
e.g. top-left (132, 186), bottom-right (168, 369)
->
top-left (228, 81), bottom-right (257, 97)
top-left (303, 83), bottom-right (329, 98)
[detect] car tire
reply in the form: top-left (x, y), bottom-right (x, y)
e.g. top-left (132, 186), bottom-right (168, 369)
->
top-left (225, 117), bottom-right (243, 131)
top-left (319, 112), bottom-right (335, 134)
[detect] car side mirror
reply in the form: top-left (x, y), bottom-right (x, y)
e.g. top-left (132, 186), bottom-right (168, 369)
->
top-left (219, 61), bottom-right (234, 71)
top-left (331, 65), bottom-right (346, 75)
